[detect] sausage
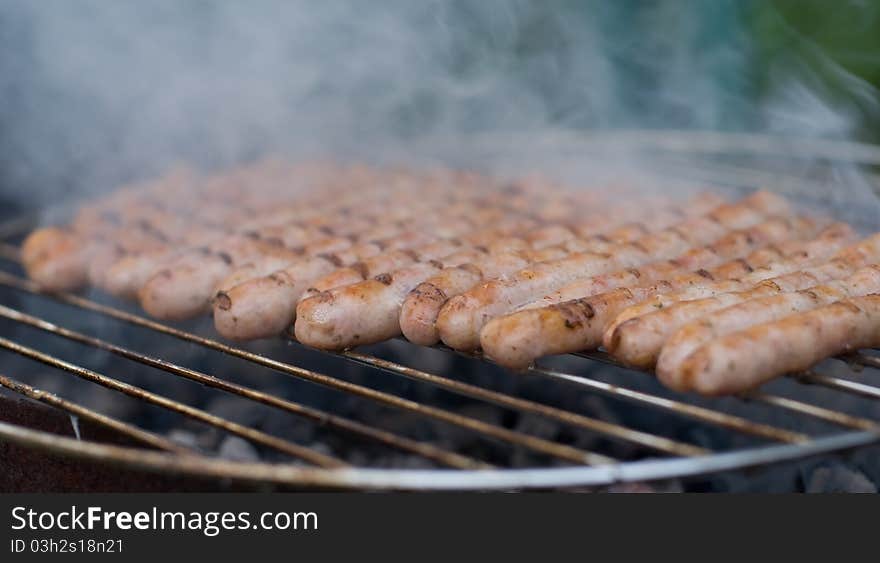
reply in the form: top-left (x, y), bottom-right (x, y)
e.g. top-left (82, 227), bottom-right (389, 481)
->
top-left (212, 254), bottom-right (304, 298)
top-left (101, 172), bottom-right (504, 301)
top-left (399, 254), bottom-right (531, 346)
top-left (657, 264), bottom-right (880, 388)
top-left (295, 245), bottom-right (491, 350)
top-left (101, 248), bottom-right (184, 299)
top-left (295, 262), bottom-right (446, 349)
top-left (214, 208), bottom-right (527, 304)
top-left (478, 216), bottom-right (822, 369)
top-left (20, 227), bottom-right (92, 291)
top-left (299, 241), bottom-right (464, 302)
top-left (92, 208), bottom-right (313, 298)
top-left (605, 234), bottom-right (880, 369)
top-left (603, 224), bottom-right (861, 332)
top-left (437, 191), bottom-right (788, 352)
top-left (213, 256), bottom-right (345, 340)
top-left (569, 193), bottom-right (725, 240)
top-left (140, 195), bottom-right (515, 320)
top-left (518, 193), bottom-right (723, 249)
top-left (109, 212), bottom-right (351, 299)
top-left (520, 215), bottom-right (822, 310)
top-left (479, 224), bottom-right (852, 369)
top-left (213, 228), bottom-right (415, 297)
top-left (138, 249), bottom-right (235, 320)
top-left (211, 216), bottom-right (518, 342)
top-left (213, 226), bottom-right (434, 297)
top-left (136, 232), bottom-right (304, 319)
top-left (673, 294), bottom-right (880, 395)
top-left (23, 195), bottom-right (211, 292)
top-left (212, 272), bottom-right (302, 341)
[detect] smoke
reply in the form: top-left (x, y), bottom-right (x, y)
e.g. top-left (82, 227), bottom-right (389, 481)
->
top-left (0, 0), bottom-right (876, 210)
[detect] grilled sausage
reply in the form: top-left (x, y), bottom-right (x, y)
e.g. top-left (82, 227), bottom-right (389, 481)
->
top-left (210, 217), bottom-right (523, 342)
top-left (657, 264), bottom-right (880, 388)
top-left (135, 232), bottom-right (306, 320)
top-left (478, 215), bottom-right (823, 369)
top-left (20, 227), bottom-right (93, 291)
top-left (396, 194), bottom-right (723, 348)
top-left (399, 254), bottom-right (531, 346)
top-left (138, 249), bottom-right (235, 320)
top-left (298, 208), bottom-right (636, 350)
top-left (299, 241), bottom-right (465, 302)
top-left (479, 224), bottom-right (851, 369)
top-left (213, 256), bottom-right (344, 340)
top-left (438, 191), bottom-right (788, 352)
top-left (520, 215), bottom-right (822, 310)
top-left (295, 245), bottom-right (490, 349)
top-left (672, 294), bottom-right (880, 395)
top-left (102, 248), bottom-right (185, 299)
top-left (119, 204), bottom-right (407, 296)
top-left (519, 194), bottom-right (723, 249)
top-left (212, 226), bottom-right (436, 297)
top-left (603, 224), bottom-right (863, 332)
top-left (101, 175), bottom-right (511, 301)
top-left (605, 233), bottom-right (880, 369)
top-left (141, 198), bottom-right (517, 321)
top-left (295, 262), bottom-right (448, 349)
top-left (22, 194), bottom-right (207, 292)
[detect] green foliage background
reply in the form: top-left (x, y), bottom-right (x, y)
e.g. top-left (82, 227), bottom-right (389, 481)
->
top-left (751, 0), bottom-right (880, 142)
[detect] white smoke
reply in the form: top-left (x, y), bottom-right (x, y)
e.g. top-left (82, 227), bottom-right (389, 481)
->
top-left (0, 0), bottom-right (876, 211)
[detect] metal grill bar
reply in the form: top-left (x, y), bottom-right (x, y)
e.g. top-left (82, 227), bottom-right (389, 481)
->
top-left (0, 336), bottom-right (348, 468)
top-left (340, 349), bottom-right (708, 457)
top-left (0, 304), bottom-right (485, 470)
top-left (748, 392), bottom-right (880, 431)
top-left (2, 266), bottom-right (879, 458)
top-left (0, 373), bottom-right (194, 455)
top-left (531, 365), bottom-right (810, 443)
top-left (1, 419), bottom-right (878, 490)
top-left (0, 272), bottom-right (612, 466)
top-left (850, 353), bottom-right (880, 370)
top-left (572, 350), bottom-right (880, 436)
top-left (794, 370), bottom-right (880, 401)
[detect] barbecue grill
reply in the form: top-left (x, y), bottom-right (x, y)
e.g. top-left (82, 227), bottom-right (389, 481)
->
top-left (2, 130), bottom-right (880, 491)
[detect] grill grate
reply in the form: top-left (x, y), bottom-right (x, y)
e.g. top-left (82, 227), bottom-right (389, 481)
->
top-left (3, 236), bottom-right (880, 489)
top-left (2, 147), bottom-right (880, 490)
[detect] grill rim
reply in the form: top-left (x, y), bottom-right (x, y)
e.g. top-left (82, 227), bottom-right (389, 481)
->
top-left (3, 130), bottom-right (880, 490)
top-left (1, 420), bottom-right (877, 490)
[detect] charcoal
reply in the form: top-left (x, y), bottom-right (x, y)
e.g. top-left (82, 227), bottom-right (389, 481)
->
top-left (432, 403), bottom-right (504, 450)
top-left (513, 413), bottom-right (560, 439)
top-left (260, 414), bottom-right (317, 445)
top-left (379, 455), bottom-right (435, 469)
top-left (205, 395), bottom-right (267, 428)
top-left (306, 441), bottom-right (335, 458)
top-left (805, 463), bottom-right (877, 493)
top-left (218, 436), bottom-right (261, 462)
top-left (167, 429), bottom-right (200, 450)
top-left (603, 479), bottom-right (685, 493)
